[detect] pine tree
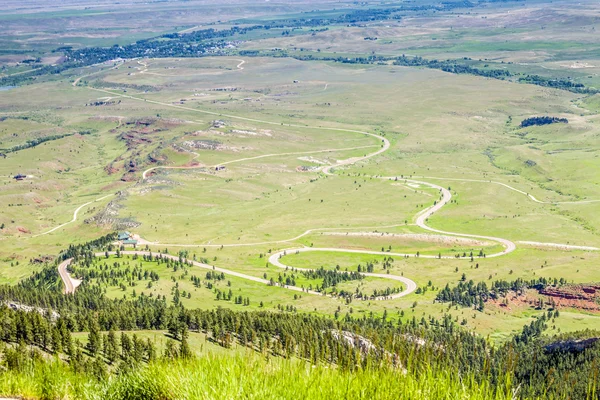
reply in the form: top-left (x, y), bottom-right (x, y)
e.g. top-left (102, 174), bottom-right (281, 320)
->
top-left (132, 334), bottom-right (145, 363)
top-left (164, 339), bottom-right (178, 359)
top-left (179, 326), bottom-right (193, 359)
top-left (51, 327), bottom-right (62, 354)
top-left (87, 320), bottom-right (101, 356)
top-left (106, 330), bottom-right (119, 364)
top-left (146, 338), bottom-right (157, 362)
top-left (121, 332), bottom-right (132, 361)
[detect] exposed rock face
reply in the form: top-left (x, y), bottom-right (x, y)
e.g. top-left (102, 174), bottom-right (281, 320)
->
top-left (6, 302), bottom-right (60, 320)
top-left (541, 284), bottom-right (600, 312)
top-left (541, 285), bottom-right (600, 301)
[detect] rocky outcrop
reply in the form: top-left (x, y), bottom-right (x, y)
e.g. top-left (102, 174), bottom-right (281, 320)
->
top-left (545, 338), bottom-right (600, 353)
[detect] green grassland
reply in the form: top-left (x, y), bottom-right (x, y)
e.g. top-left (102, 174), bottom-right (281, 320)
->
top-left (4, 3), bottom-right (600, 399)
top-left (2, 2), bottom-right (600, 342)
top-left (0, 352), bottom-right (516, 400)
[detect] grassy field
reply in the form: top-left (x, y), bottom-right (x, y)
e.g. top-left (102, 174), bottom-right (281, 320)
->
top-left (0, 352), bottom-right (516, 400)
top-left (1, 0), bottom-right (600, 342)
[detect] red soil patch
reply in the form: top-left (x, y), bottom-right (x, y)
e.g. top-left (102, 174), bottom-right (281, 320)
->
top-left (541, 284), bottom-right (600, 312)
top-left (16, 226), bottom-right (30, 234)
top-left (486, 291), bottom-right (533, 312)
top-left (487, 285), bottom-right (600, 313)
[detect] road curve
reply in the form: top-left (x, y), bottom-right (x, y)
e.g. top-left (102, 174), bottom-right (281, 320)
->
top-left (406, 179), bottom-right (516, 257)
top-left (415, 176), bottom-right (600, 205)
top-left (58, 258), bottom-right (81, 294)
top-left (321, 131), bottom-right (389, 175)
top-left (269, 249), bottom-right (417, 299)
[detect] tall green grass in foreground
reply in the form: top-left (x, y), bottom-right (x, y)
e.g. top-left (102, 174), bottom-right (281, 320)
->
top-left (0, 353), bottom-right (515, 400)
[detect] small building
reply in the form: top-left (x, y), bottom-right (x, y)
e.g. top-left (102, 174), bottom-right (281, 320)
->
top-left (14, 174), bottom-right (26, 181)
top-left (117, 231), bottom-right (132, 241)
top-left (117, 231), bottom-right (137, 246)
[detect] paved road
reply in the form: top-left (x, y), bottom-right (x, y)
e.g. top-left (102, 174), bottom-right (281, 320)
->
top-left (58, 258), bottom-right (80, 294)
top-left (60, 250), bottom-right (414, 300)
top-left (414, 176), bottom-right (600, 205)
top-left (101, 251), bottom-right (326, 297)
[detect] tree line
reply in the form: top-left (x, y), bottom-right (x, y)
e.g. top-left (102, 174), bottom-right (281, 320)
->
top-left (1, 130), bottom-right (93, 154)
top-left (300, 267), bottom-right (364, 290)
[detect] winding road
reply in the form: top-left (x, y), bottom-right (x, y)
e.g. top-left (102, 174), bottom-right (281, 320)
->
top-left (407, 179), bottom-right (516, 257)
top-left (60, 251), bottom-right (403, 301)
top-left (53, 58), bottom-right (600, 299)
top-left (58, 258), bottom-right (81, 294)
top-left (269, 249), bottom-right (417, 299)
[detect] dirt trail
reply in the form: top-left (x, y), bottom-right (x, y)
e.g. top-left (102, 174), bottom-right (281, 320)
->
top-left (142, 144), bottom-right (377, 179)
top-left (416, 176), bottom-right (600, 205)
top-left (34, 194), bottom-right (114, 237)
top-left (73, 59), bottom-right (126, 87)
top-left (135, 58), bottom-right (245, 77)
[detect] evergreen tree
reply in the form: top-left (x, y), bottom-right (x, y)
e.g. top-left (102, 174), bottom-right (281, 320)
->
top-left (105, 330), bottom-right (119, 364)
top-left (87, 320), bottom-right (101, 356)
top-left (180, 326), bottom-right (193, 359)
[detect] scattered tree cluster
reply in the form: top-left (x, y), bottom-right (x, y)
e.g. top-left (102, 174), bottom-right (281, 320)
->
top-left (435, 277), bottom-right (567, 310)
top-left (520, 116), bottom-right (569, 128)
top-left (301, 267), bottom-right (364, 291)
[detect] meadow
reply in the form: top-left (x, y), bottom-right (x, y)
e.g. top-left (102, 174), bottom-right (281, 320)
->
top-left (4, 1), bottom-right (600, 398)
top-left (0, 0), bottom-right (599, 353)
top-left (1, 49), bottom-right (599, 338)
